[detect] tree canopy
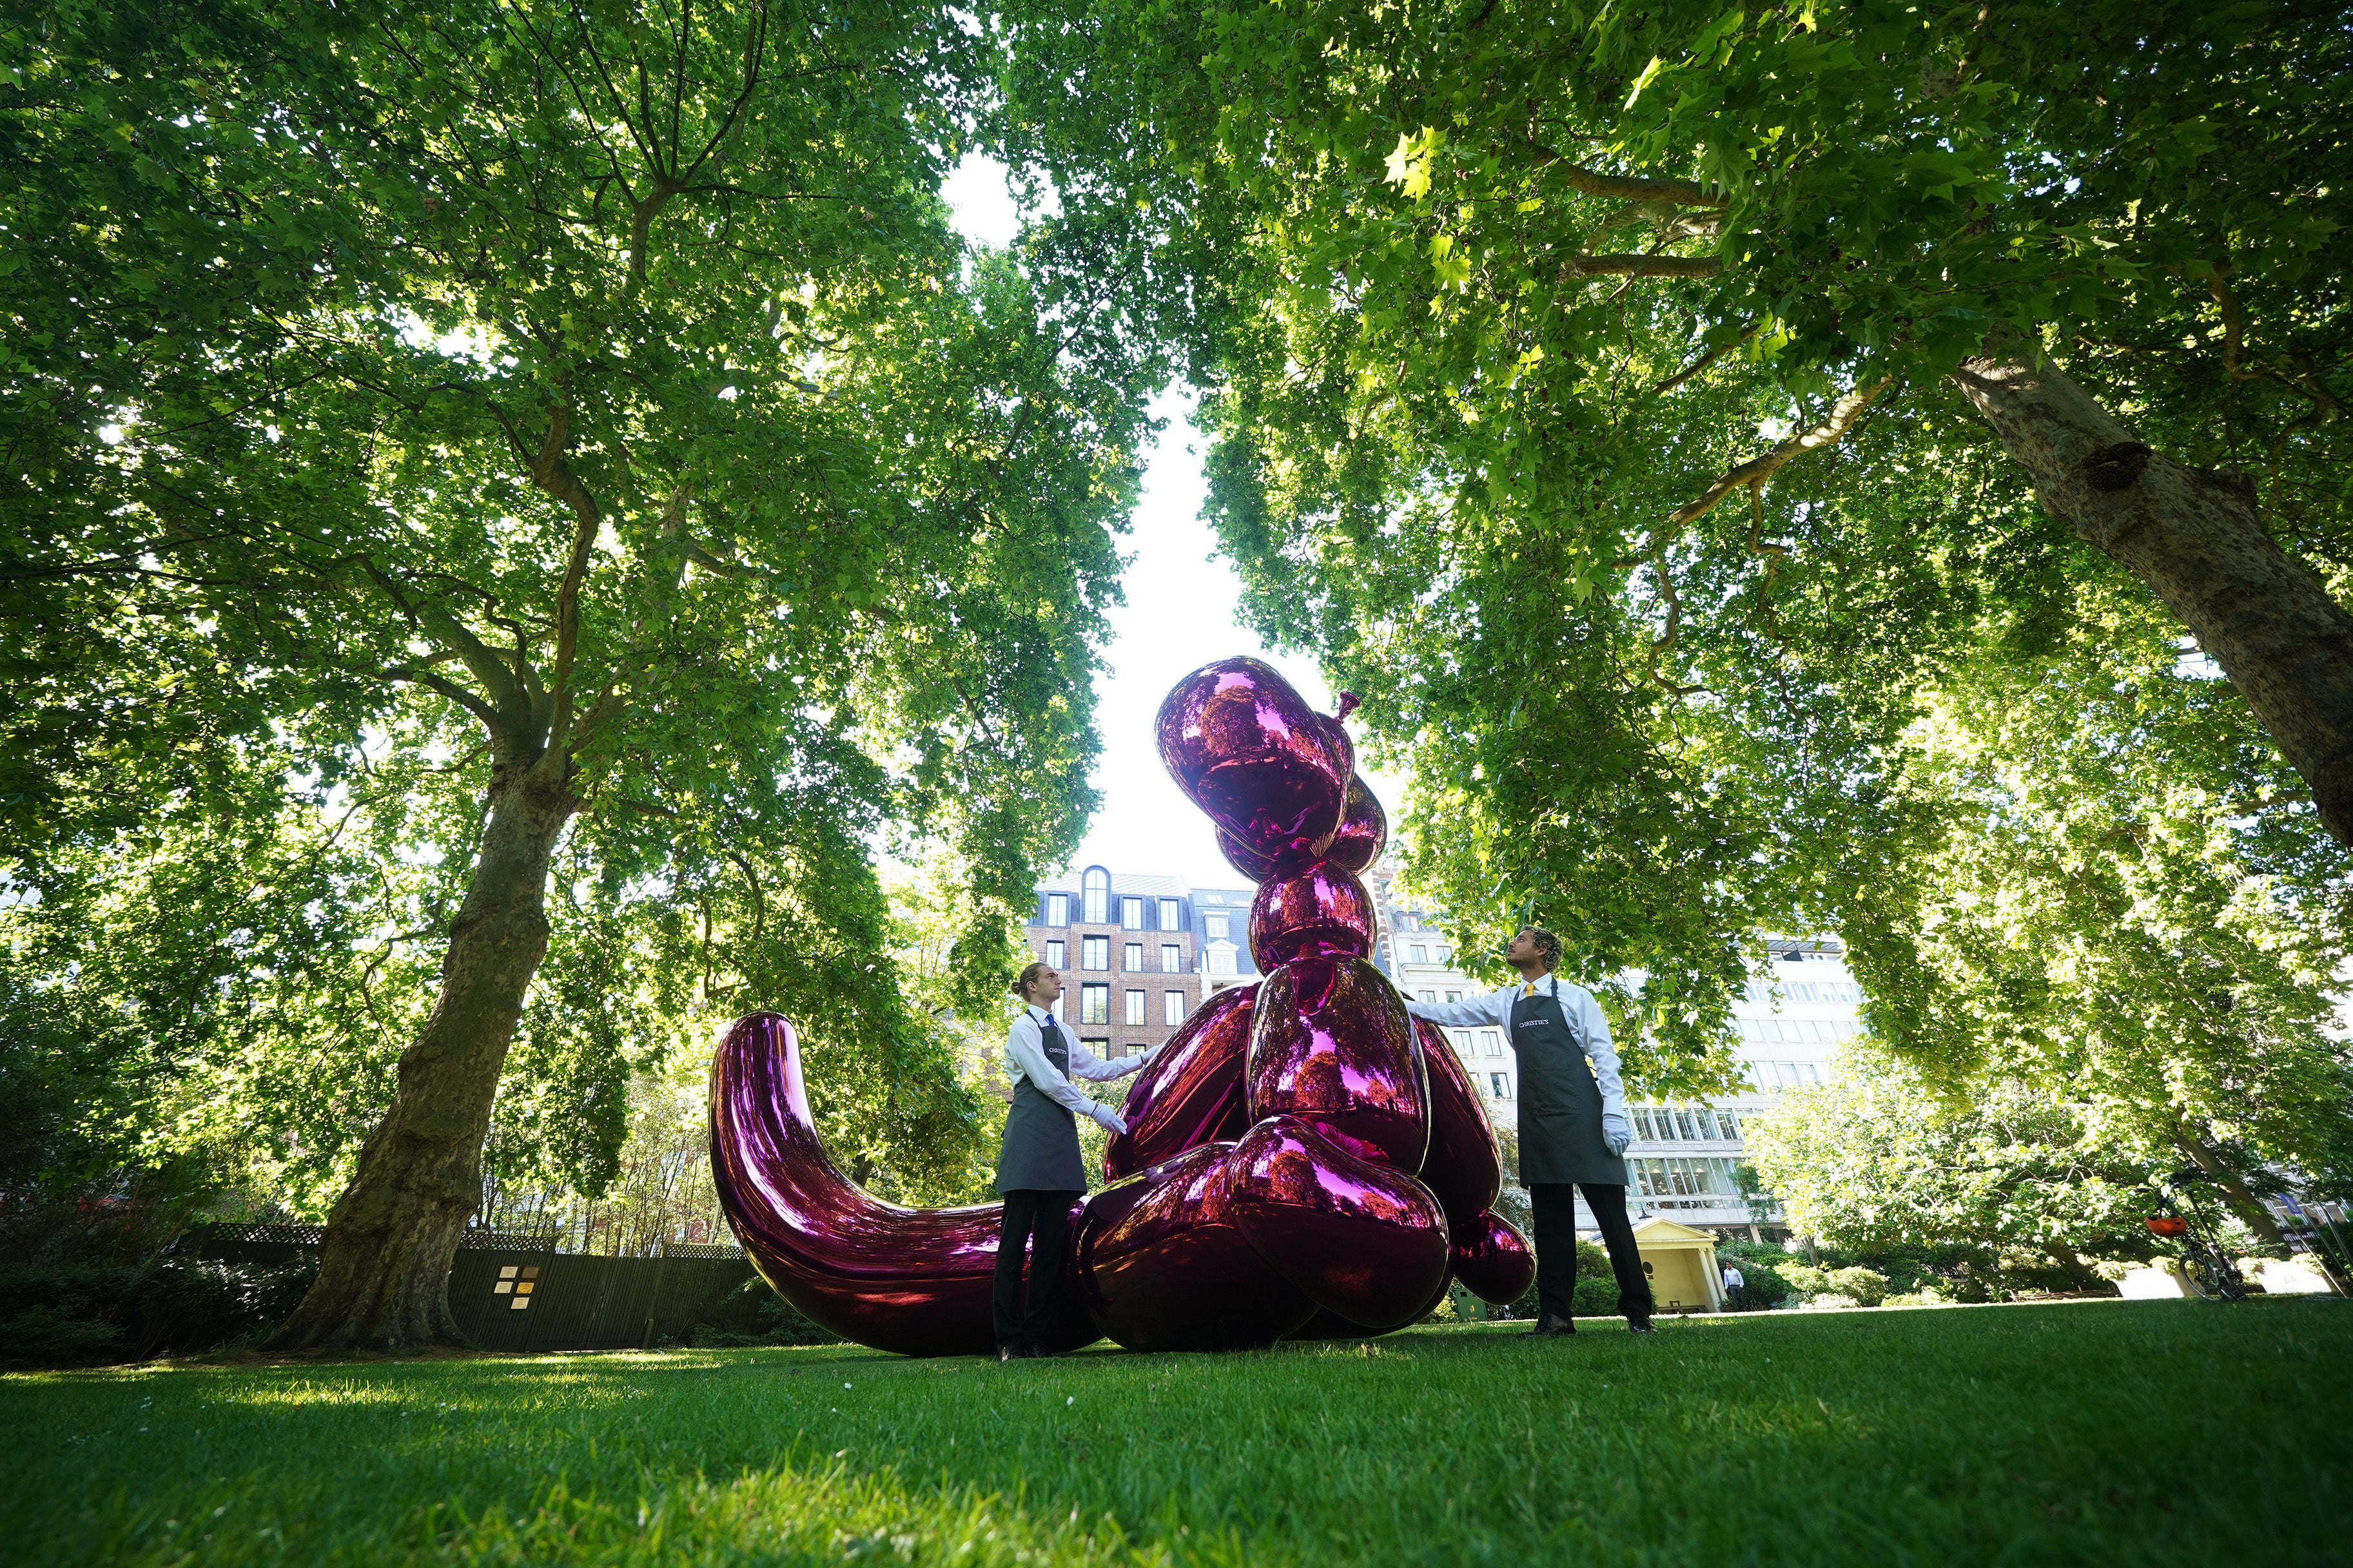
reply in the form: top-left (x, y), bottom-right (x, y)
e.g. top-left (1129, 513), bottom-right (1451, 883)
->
top-left (999, 0), bottom-right (2353, 1127)
top-left (2, 0), bottom-right (1157, 1339)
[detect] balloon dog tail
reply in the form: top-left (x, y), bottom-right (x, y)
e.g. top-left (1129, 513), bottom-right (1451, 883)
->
top-left (710, 1011), bottom-right (1019, 1357)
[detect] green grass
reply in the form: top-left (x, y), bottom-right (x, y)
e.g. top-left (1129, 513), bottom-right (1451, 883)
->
top-left (3, 1299), bottom-right (2346, 1565)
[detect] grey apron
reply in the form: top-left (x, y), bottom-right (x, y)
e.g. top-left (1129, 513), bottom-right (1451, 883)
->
top-left (995, 1012), bottom-right (1088, 1194)
top-left (1510, 980), bottom-right (1628, 1186)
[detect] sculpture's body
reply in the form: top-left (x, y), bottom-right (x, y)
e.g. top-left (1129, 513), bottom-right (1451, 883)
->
top-left (710, 657), bottom-right (1535, 1353)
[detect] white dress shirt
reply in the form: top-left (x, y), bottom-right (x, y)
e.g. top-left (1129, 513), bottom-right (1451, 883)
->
top-left (1406, 974), bottom-right (1634, 1147)
top-left (1004, 1006), bottom-right (1150, 1119)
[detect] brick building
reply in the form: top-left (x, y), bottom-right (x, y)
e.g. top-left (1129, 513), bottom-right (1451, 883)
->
top-left (1022, 866), bottom-right (1264, 1058)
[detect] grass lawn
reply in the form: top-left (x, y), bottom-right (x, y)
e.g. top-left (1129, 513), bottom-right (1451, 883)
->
top-left (3, 1297), bottom-right (2345, 1565)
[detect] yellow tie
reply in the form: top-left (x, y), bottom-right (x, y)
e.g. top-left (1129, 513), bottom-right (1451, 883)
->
top-left (1523, 982), bottom-right (1536, 998)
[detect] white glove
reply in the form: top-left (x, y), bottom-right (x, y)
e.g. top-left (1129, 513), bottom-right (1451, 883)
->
top-left (1089, 1103), bottom-right (1129, 1136)
top-left (1602, 1112), bottom-right (1633, 1157)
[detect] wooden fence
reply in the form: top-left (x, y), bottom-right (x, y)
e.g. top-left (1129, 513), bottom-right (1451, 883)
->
top-left (179, 1223), bottom-right (756, 1352)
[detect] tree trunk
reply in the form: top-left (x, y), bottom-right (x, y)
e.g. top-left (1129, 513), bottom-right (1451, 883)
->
top-left (269, 758), bottom-right (578, 1350)
top-left (2174, 1132), bottom-right (2288, 1249)
top-left (1950, 340), bottom-right (2353, 847)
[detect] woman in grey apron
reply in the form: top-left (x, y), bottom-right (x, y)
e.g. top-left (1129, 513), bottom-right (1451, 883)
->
top-left (994, 962), bottom-right (1148, 1360)
top-left (1408, 927), bottom-right (1654, 1337)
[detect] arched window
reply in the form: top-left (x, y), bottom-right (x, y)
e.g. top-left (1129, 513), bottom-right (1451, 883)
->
top-left (1082, 867), bottom-right (1109, 924)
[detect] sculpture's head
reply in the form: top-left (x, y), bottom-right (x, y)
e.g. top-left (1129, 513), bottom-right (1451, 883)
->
top-left (1156, 657), bottom-right (1386, 884)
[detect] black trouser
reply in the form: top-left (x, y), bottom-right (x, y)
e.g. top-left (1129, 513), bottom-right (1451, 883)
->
top-left (1529, 1182), bottom-right (1653, 1325)
top-left (992, 1188), bottom-right (1079, 1351)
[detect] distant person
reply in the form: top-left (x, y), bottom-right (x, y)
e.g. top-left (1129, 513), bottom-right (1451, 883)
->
top-left (1722, 1261), bottom-right (1746, 1311)
top-left (994, 962), bottom-right (1150, 1362)
top-left (1409, 927), bottom-right (1653, 1337)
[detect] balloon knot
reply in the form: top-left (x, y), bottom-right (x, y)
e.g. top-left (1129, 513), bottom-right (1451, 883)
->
top-left (1334, 692), bottom-right (1360, 722)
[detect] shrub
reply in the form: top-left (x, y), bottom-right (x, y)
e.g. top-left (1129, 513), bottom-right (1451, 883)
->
top-left (1713, 1241), bottom-right (1798, 1309)
top-left (1826, 1266), bottom-right (1889, 1307)
top-left (689, 1279), bottom-right (840, 1346)
top-left (1507, 1240), bottom-right (1619, 1319)
top-left (0, 1254), bottom-right (317, 1368)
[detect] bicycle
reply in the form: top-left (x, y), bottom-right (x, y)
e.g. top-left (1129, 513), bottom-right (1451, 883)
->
top-left (2145, 1166), bottom-right (2249, 1302)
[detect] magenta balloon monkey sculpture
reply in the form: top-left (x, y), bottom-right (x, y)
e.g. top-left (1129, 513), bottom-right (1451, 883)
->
top-left (709, 656), bottom-right (1535, 1354)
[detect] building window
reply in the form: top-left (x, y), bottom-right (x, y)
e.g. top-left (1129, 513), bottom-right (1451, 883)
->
top-left (1125, 989), bottom-right (1146, 1026)
top-left (1122, 896), bottom-right (1144, 929)
top-left (1083, 867), bottom-right (1108, 924)
top-left (1160, 898), bottom-right (1180, 931)
top-left (1489, 1072), bottom-right (1510, 1098)
top-left (1674, 1108), bottom-right (1699, 1139)
top-left (1204, 913), bottom-right (1229, 941)
top-left (1047, 894), bottom-right (1069, 927)
top-left (1445, 991), bottom-right (1461, 1003)
top-left (1633, 1107), bottom-right (1656, 1140)
top-left (1051, 996), bottom-right (1065, 1021)
top-left (1161, 944), bottom-right (1182, 973)
top-left (1717, 1111), bottom-right (1741, 1139)
top-left (1482, 1031), bottom-right (1501, 1056)
top-left (1434, 945), bottom-right (1450, 964)
top-left (1046, 940), bottom-right (1065, 969)
top-left (1419, 990), bottom-right (1436, 1003)
top-left (1207, 948), bottom-right (1236, 976)
top-left (1080, 983), bottom-right (1109, 1025)
top-left (1411, 944), bottom-right (1428, 964)
top-left (1082, 935), bottom-right (1109, 970)
top-left (1125, 942), bottom-right (1143, 971)
top-left (1164, 990), bottom-right (1185, 1025)
top-left (1082, 1036), bottom-right (1111, 1058)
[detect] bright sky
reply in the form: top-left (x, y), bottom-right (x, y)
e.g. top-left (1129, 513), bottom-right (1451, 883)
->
top-left (941, 156), bottom-right (1409, 891)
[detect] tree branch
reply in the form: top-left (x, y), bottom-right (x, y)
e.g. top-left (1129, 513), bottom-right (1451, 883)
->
top-left (378, 665), bottom-right (503, 731)
top-left (1519, 138), bottom-right (1727, 208)
top-left (1560, 253), bottom-right (1722, 280)
top-left (1649, 325), bottom-right (1756, 397)
top-left (521, 404), bottom-right (601, 751)
top-left (1666, 376), bottom-right (1893, 527)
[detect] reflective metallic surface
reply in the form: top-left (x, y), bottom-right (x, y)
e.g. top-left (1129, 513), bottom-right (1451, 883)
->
top-left (1102, 983), bottom-right (1255, 1181)
top-left (1224, 1115), bottom-right (1450, 1331)
top-left (1214, 825), bottom-right (1280, 884)
top-left (712, 655), bottom-right (1526, 1356)
top-left (710, 1012), bottom-right (1092, 1357)
top-left (1248, 955), bottom-right (1430, 1172)
top-left (1156, 657), bottom-right (1348, 873)
top-left (1450, 1206), bottom-right (1538, 1305)
top-left (1073, 1142), bottom-right (1318, 1351)
top-left (1324, 773), bottom-right (1388, 875)
top-left (1412, 1018), bottom-right (1504, 1229)
top-left (1247, 860), bottom-right (1375, 969)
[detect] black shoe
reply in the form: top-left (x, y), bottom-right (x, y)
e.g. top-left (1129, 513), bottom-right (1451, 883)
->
top-left (998, 1345), bottom-right (1020, 1363)
top-left (1626, 1319), bottom-right (1655, 1335)
top-left (1025, 1343), bottom-right (1056, 1358)
top-left (1525, 1315), bottom-right (1575, 1338)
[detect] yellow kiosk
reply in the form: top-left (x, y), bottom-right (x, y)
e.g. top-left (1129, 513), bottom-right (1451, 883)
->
top-left (1628, 1215), bottom-right (1726, 1313)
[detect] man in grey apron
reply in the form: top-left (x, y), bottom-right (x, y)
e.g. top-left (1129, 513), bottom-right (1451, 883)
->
top-left (994, 962), bottom-right (1149, 1360)
top-left (1409, 927), bottom-right (1654, 1337)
